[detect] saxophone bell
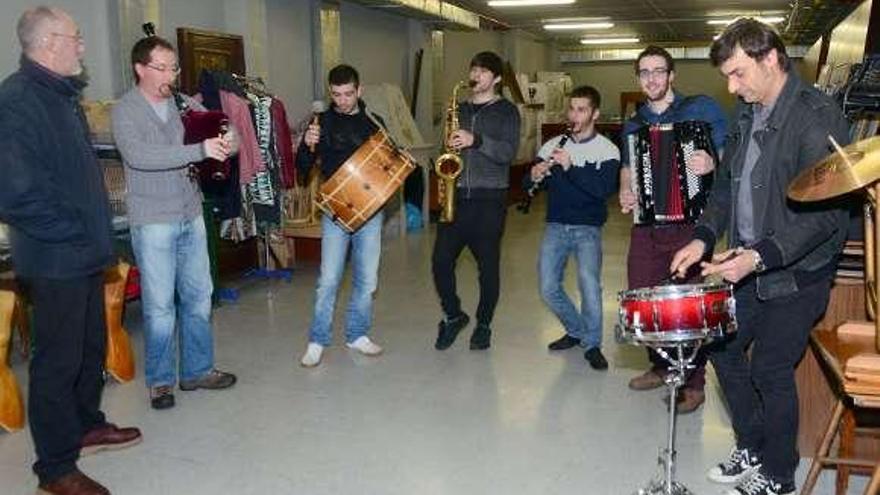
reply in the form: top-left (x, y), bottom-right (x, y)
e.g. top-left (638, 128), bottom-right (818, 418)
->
top-left (435, 80), bottom-right (469, 223)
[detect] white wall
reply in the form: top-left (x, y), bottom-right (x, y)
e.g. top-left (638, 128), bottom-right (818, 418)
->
top-left (265, 0), bottom-right (314, 118)
top-left (339, 1), bottom-right (411, 91)
top-left (0, 0), bottom-right (118, 100)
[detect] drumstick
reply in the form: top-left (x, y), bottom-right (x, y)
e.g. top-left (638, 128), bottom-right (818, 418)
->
top-left (828, 135), bottom-right (853, 168)
top-left (309, 100), bottom-right (326, 153)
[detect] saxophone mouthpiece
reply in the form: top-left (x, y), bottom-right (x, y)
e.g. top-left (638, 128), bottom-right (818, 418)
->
top-left (468, 80), bottom-right (477, 88)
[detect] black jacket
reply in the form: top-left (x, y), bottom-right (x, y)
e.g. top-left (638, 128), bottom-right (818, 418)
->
top-left (456, 98), bottom-right (520, 197)
top-left (295, 100), bottom-right (384, 180)
top-left (694, 73), bottom-right (851, 300)
top-left (0, 57), bottom-right (114, 279)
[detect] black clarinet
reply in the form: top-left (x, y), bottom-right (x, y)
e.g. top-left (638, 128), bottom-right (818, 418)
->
top-left (518, 130), bottom-right (572, 214)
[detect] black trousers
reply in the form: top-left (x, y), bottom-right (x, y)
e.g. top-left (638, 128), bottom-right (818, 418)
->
top-left (432, 197), bottom-right (507, 326)
top-left (21, 273), bottom-right (107, 483)
top-left (710, 277), bottom-right (831, 484)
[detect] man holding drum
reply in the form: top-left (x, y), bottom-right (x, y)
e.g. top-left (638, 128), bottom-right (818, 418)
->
top-left (670, 19), bottom-right (850, 495)
top-left (296, 64), bottom-right (386, 367)
top-left (619, 45), bottom-right (727, 414)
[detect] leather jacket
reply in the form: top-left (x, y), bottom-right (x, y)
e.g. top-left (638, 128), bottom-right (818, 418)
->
top-left (694, 73), bottom-right (851, 300)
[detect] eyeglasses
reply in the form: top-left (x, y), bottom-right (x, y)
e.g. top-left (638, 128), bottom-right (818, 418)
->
top-left (51, 32), bottom-right (84, 44)
top-left (637, 67), bottom-right (670, 80)
top-left (146, 63), bottom-right (181, 75)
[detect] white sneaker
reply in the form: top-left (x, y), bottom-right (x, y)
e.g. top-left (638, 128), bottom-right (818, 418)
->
top-left (300, 343), bottom-right (324, 367)
top-left (346, 336), bottom-right (383, 356)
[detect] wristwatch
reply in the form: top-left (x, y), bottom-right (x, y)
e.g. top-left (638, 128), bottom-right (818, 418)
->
top-left (751, 249), bottom-right (766, 273)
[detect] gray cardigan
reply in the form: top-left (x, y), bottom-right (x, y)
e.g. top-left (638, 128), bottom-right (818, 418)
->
top-left (112, 88), bottom-right (205, 225)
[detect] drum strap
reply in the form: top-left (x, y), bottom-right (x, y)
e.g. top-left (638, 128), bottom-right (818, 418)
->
top-left (363, 111), bottom-right (402, 150)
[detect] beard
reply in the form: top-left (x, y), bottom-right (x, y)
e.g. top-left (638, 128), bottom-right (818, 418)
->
top-left (645, 82), bottom-right (670, 102)
top-left (158, 83), bottom-right (174, 98)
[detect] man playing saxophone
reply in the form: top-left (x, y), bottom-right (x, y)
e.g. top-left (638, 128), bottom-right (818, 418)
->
top-left (432, 51), bottom-right (521, 351)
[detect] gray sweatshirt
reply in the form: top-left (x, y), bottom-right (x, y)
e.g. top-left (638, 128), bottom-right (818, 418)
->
top-left (112, 87), bottom-right (205, 225)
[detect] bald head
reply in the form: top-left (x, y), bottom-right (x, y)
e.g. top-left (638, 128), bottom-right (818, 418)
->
top-left (16, 6), bottom-right (84, 77)
top-left (17, 6), bottom-right (62, 54)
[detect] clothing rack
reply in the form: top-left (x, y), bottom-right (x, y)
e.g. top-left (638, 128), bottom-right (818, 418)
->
top-left (224, 72), bottom-right (292, 283)
top-left (231, 73), bottom-right (271, 97)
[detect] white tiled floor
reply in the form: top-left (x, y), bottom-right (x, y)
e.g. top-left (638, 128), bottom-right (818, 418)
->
top-left (0, 199), bottom-right (867, 494)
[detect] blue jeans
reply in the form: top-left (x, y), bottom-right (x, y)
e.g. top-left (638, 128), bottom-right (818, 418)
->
top-left (308, 212), bottom-right (383, 346)
top-left (538, 223), bottom-right (603, 350)
top-left (131, 216), bottom-right (214, 388)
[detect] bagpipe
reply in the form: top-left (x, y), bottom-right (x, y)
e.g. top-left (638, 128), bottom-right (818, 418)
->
top-left (142, 23), bottom-right (230, 183)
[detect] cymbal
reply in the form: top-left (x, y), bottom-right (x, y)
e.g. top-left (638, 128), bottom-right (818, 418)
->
top-left (788, 136), bottom-right (880, 202)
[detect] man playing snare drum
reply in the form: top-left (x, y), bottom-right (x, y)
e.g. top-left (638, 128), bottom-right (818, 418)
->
top-left (296, 64), bottom-right (386, 367)
top-left (671, 19), bottom-right (849, 495)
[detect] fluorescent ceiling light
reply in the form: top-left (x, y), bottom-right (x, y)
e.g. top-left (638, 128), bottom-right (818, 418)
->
top-left (544, 22), bottom-right (614, 30)
top-left (707, 16), bottom-right (785, 25)
top-left (580, 37), bottom-right (640, 45)
top-left (543, 17), bottom-right (610, 23)
top-left (488, 0), bottom-right (574, 6)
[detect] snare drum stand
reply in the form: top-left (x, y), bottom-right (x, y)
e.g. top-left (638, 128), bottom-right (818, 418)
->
top-left (636, 341), bottom-right (702, 495)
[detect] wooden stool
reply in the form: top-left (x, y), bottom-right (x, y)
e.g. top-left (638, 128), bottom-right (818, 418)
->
top-left (0, 290), bottom-right (25, 432)
top-left (802, 323), bottom-right (880, 494)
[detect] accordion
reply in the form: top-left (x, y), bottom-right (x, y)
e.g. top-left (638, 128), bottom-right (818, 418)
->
top-left (627, 120), bottom-right (718, 225)
top-left (180, 109), bottom-right (230, 183)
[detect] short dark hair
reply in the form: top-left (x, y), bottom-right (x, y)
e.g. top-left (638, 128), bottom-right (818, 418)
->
top-left (569, 85), bottom-right (601, 110)
top-left (328, 64), bottom-right (360, 87)
top-left (131, 36), bottom-right (175, 83)
top-left (470, 51), bottom-right (504, 78)
top-left (635, 45), bottom-right (675, 74)
top-left (710, 18), bottom-right (790, 72)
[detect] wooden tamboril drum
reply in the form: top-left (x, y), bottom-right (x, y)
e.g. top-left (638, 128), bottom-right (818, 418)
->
top-left (316, 130), bottom-right (417, 232)
top-left (616, 282), bottom-right (737, 344)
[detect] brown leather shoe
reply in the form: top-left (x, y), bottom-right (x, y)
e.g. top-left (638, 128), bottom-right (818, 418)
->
top-left (37, 470), bottom-right (110, 495)
top-left (628, 369), bottom-right (666, 390)
top-left (80, 423), bottom-right (142, 457)
top-left (676, 388), bottom-right (705, 414)
top-left (179, 369), bottom-right (237, 391)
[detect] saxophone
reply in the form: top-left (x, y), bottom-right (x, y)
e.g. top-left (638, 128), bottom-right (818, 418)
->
top-left (435, 81), bottom-right (469, 223)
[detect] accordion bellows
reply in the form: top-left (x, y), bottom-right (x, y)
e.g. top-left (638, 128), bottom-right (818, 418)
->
top-left (627, 120), bottom-right (718, 225)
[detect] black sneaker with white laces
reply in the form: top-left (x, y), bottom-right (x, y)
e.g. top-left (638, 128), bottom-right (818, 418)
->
top-left (707, 447), bottom-right (762, 484)
top-left (723, 471), bottom-right (795, 495)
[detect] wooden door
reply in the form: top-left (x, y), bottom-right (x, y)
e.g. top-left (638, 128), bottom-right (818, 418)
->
top-left (176, 28), bottom-right (245, 95)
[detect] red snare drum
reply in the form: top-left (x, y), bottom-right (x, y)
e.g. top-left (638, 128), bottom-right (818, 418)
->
top-left (616, 283), bottom-right (736, 344)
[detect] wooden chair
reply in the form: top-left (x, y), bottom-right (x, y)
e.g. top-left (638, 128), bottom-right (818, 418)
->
top-left (0, 290), bottom-right (25, 432)
top-left (802, 322), bottom-right (880, 494)
top-left (104, 262), bottom-right (135, 383)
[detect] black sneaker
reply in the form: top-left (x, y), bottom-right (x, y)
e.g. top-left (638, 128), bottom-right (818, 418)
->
top-left (179, 369), bottom-right (237, 391)
top-left (435, 313), bottom-right (470, 350)
top-left (707, 447), bottom-right (762, 484)
top-left (469, 324), bottom-right (491, 350)
top-left (723, 470), bottom-right (795, 495)
top-left (584, 347), bottom-right (608, 370)
top-left (548, 334), bottom-right (580, 351)
top-left (150, 385), bottom-right (175, 410)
